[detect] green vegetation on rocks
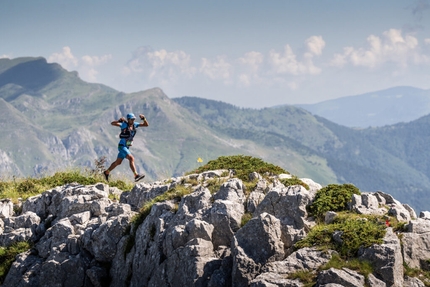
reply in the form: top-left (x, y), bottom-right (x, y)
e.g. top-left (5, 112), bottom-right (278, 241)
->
top-left (189, 155), bottom-right (288, 182)
top-left (280, 176), bottom-right (310, 190)
top-left (0, 241), bottom-right (31, 284)
top-left (0, 169), bottom-right (133, 203)
top-left (309, 183), bottom-right (361, 220)
top-left (295, 213), bottom-right (386, 258)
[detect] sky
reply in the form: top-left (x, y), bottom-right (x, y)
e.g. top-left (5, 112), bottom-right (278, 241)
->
top-left (1, 0), bottom-right (430, 108)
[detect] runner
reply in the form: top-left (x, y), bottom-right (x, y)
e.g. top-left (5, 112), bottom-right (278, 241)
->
top-left (104, 113), bottom-right (148, 182)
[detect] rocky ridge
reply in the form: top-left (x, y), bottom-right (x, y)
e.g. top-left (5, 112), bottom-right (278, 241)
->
top-left (0, 170), bottom-right (429, 287)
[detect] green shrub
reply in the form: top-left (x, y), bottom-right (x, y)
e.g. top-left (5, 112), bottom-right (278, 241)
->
top-left (280, 176), bottom-right (309, 190)
top-left (295, 214), bottom-right (386, 258)
top-left (0, 241), bottom-right (31, 284)
top-left (187, 155), bottom-right (288, 182)
top-left (309, 183), bottom-right (361, 220)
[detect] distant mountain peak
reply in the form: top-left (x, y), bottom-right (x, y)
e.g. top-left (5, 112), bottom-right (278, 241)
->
top-left (295, 86), bottom-right (430, 127)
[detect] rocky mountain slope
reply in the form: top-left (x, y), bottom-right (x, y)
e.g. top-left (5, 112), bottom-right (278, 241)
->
top-left (1, 168), bottom-right (429, 286)
top-left (2, 56), bottom-right (430, 212)
top-left (0, 57), bottom-right (336, 185)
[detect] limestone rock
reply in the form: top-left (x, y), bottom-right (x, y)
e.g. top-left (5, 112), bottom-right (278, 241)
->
top-left (359, 228), bottom-right (403, 287)
top-left (316, 267), bottom-right (365, 287)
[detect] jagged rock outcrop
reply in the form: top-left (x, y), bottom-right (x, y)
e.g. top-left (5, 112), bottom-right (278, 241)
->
top-left (0, 171), bottom-right (428, 286)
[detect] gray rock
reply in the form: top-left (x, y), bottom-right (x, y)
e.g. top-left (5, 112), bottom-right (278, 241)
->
top-left (22, 193), bottom-right (50, 219)
top-left (213, 178), bottom-right (245, 204)
top-left (0, 199), bottom-right (13, 218)
top-left (247, 191), bottom-right (266, 214)
top-left (300, 177), bottom-right (322, 195)
top-left (249, 172), bottom-right (263, 181)
top-left (86, 266), bottom-right (109, 287)
top-left (263, 248), bottom-right (335, 274)
top-left (367, 273), bottom-right (386, 287)
top-left (251, 272), bottom-right (303, 287)
top-left (403, 276), bottom-right (426, 287)
top-left (91, 197), bottom-right (111, 216)
top-left (403, 204), bottom-right (417, 219)
top-left (359, 228), bottom-right (403, 287)
top-left (88, 214), bottom-right (134, 262)
top-left (350, 193), bottom-right (386, 215)
top-left (232, 213), bottom-right (285, 287)
top-left (402, 219), bottom-right (430, 269)
top-left (419, 211), bottom-right (430, 220)
top-left (3, 251), bottom-right (43, 287)
top-left (316, 267), bottom-right (365, 287)
top-left (388, 204), bottom-right (412, 222)
top-left (407, 218), bottom-right (430, 234)
top-left (325, 211), bottom-right (338, 224)
top-left (255, 185), bottom-right (314, 231)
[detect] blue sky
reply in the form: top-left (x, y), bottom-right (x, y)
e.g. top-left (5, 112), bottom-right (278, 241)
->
top-left (1, 0), bottom-right (430, 107)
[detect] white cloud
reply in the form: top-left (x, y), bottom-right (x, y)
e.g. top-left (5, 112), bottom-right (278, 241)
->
top-left (330, 29), bottom-right (427, 68)
top-left (238, 51), bottom-right (264, 73)
top-left (48, 46), bottom-right (78, 70)
top-left (305, 35), bottom-right (325, 56)
top-left (200, 56), bottom-right (232, 82)
top-left (81, 54), bottom-right (112, 66)
top-left (237, 51), bottom-right (264, 86)
top-left (123, 46), bottom-right (196, 85)
top-left (0, 55), bottom-right (11, 59)
top-left (48, 46), bottom-right (112, 82)
top-left (269, 45), bottom-right (321, 75)
top-left (268, 36), bottom-right (324, 76)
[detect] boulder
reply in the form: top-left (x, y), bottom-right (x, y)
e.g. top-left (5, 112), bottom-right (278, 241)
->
top-left (262, 248), bottom-right (335, 275)
top-left (316, 267), bottom-right (365, 287)
top-left (0, 199), bottom-right (13, 218)
top-left (402, 218), bottom-right (430, 269)
top-left (403, 276), bottom-right (426, 287)
top-left (350, 193), bottom-right (386, 215)
top-left (250, 272), bottom-right (303, 287)
top-left (359, 228), bottom-right (403, 286)
top-left (232, 213), bottom-right (285, 287)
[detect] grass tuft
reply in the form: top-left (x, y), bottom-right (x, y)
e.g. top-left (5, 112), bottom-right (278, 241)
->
top-left (0, 169), bottom-right (133, 203)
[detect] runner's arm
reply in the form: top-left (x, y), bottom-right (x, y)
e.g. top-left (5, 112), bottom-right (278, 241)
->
top-left (111, 117), bottom-right (126, 127)
top-left (138, 114), bottom-right (149, 127)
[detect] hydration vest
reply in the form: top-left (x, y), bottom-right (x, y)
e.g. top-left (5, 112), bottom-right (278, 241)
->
top-left (119, 124), bottom-right (136, 140)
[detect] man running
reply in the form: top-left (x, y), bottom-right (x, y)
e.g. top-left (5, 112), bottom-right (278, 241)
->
top-left (104, 113), bottom-right (148, 182)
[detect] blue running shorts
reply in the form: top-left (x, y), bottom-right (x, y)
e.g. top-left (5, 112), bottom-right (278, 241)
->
top-left (117, 145), bottom-right (131, 159)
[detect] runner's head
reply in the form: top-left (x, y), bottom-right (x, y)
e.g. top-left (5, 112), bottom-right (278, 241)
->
top-left (126, 113), bottom-right (136, 122)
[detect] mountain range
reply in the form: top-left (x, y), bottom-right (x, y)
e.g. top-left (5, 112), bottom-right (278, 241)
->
top-left (1, 56), bottom-right (430, 212)
top-left (295, 86), bottom-right (430, 127)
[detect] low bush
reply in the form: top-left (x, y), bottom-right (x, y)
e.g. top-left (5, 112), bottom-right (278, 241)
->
top-left (188, 155), bottom-right (288, 182)
top-left (295, 213), bottom-right (386, 258)
top-left (309, 183), bottom-right (361, 220)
